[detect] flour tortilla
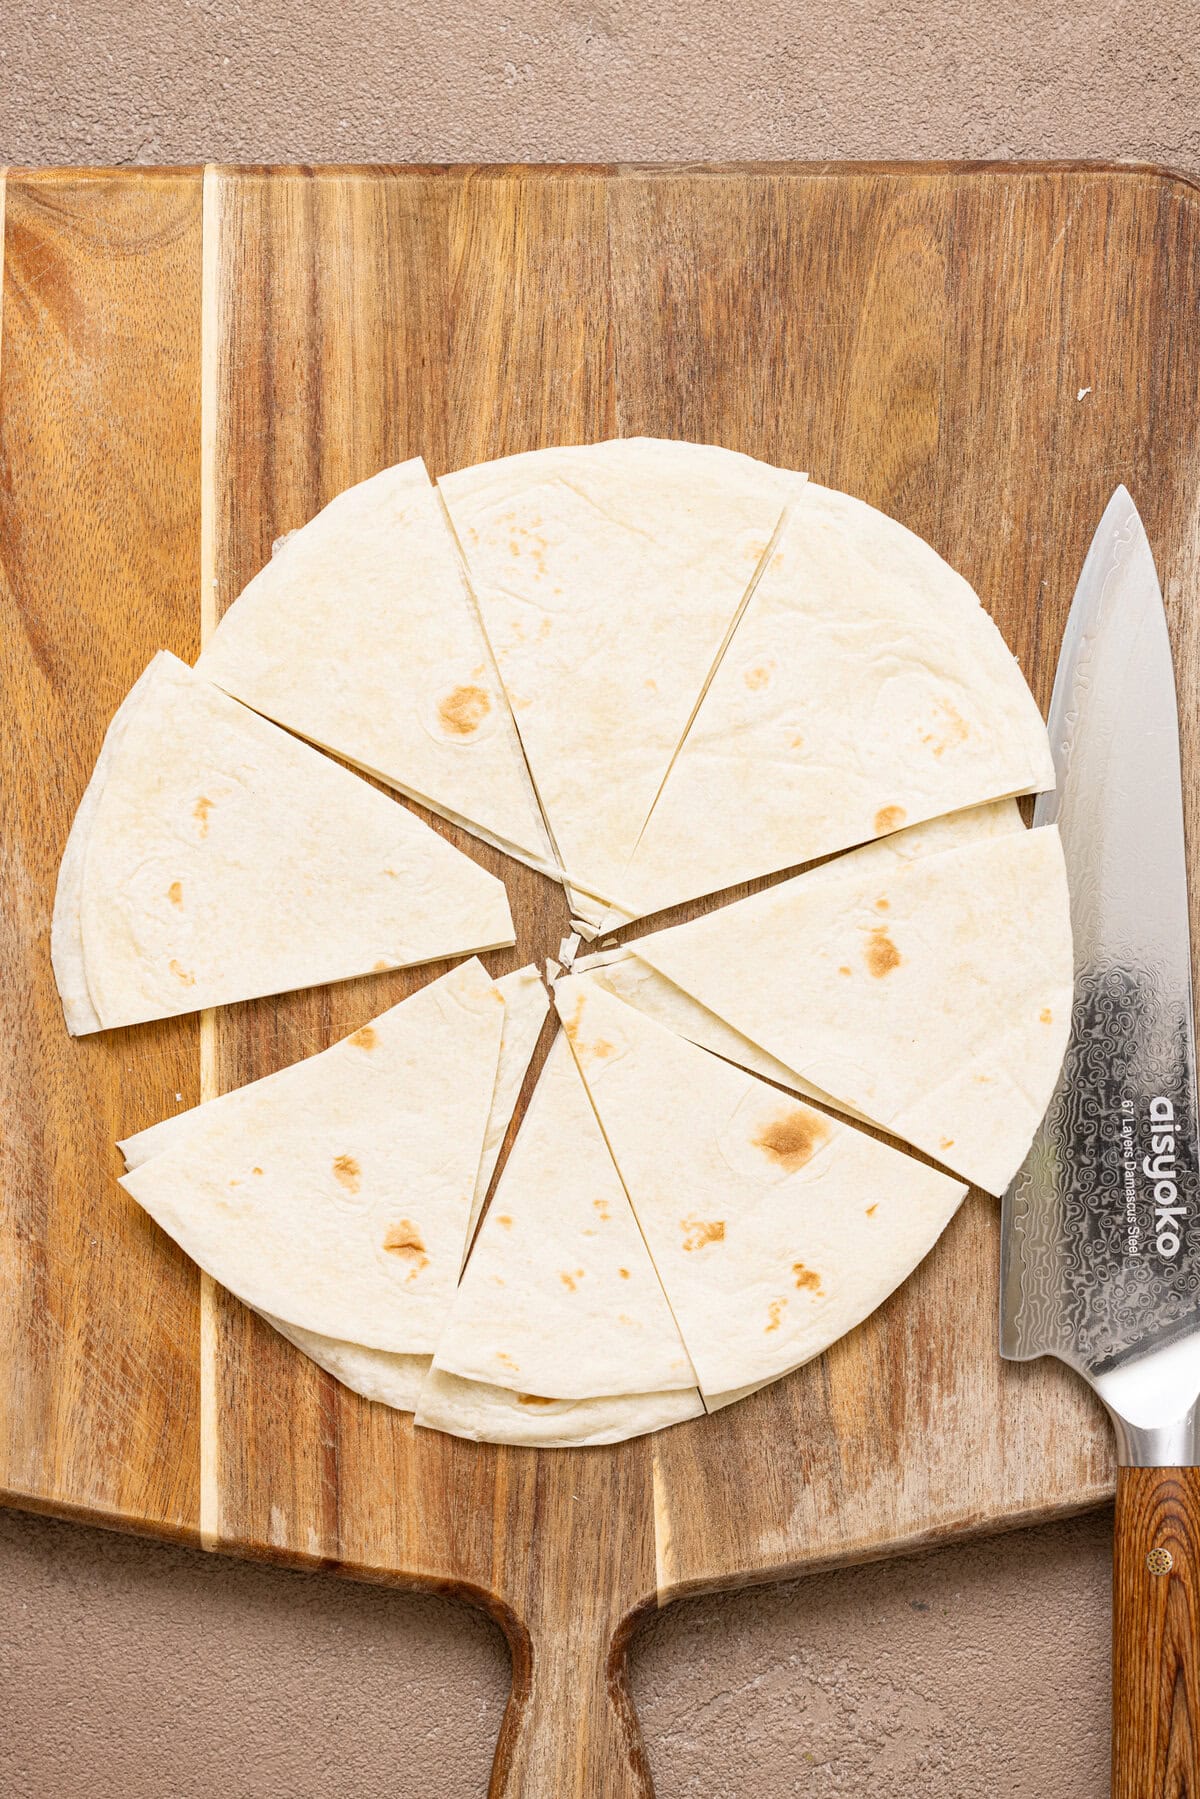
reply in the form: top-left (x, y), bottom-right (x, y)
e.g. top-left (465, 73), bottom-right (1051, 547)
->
top-left (439, 440), bottom-right (804, 918)
top-left (121, 965), bottom-right (545, 1408)
top-left (195, 460), bottom-right (558, 878)
top-left (120, 960), bottom-right (504, 1353)
top-left (261, 968), bottom-right (548, 1405)
top-left (56, 653), bottom-right (513, 1032)
top-left (260, 1322), bottom-right (431, 1412)
top-left (575, 801), bottom-right (1024, 1118)
top-left (556, 974), bottom-right (967, 1398)
top-left (51, 660), bottom-right (171, 1035)
top-left (415, 1368), bottom-right (703, 1448)
top-left (433, 1034), bottom-right (696, 1399)
top-left (632, 824), bottom-right (1073, 1196)
top-left (597, 482), bottom-right (1054, 928)
top-left (464, 964), bottom-right (550, 1255)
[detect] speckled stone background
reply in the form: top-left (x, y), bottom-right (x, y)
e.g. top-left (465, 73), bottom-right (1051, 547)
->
top-left (2, 4), bottom-right (1193, 1792)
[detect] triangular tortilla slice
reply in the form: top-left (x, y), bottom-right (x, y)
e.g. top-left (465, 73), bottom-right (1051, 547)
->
top-left (53, 652), bottom-right (513, 1033)
top-left (631, 824), bottom-right (1073, 1196)
top-left (575, 801), bottom-right (1024, 1119)
top-left (596, 482), bottom-right (1055, 928)
top-left (439, 439), bottom-right (804, 918)
top-left (120, 965), bottom-right (546, 1409)
top-left (414, 1369), bottom-right (703, 1448)
top-left (464, 964), bottom-right (550, 1255)
top-left (432, 1033), bottom-right (697, 1400)
top-left (555, 974), bottom-right (967, 1399)
top-left (194, 459), bottom-right (558, 878)
top-left (120, 960), bottom-right (504, 1354)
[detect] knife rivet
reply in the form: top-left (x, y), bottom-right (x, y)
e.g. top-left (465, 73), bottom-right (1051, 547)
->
top-left (1146, 1548), bottom-right (1174, 1576)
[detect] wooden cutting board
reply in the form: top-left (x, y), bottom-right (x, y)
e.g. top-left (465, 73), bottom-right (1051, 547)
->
top-left (4, 160), bottom-right (1200, 1796)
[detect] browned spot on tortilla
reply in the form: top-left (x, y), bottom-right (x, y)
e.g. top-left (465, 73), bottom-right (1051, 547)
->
top-left (496, 1214), bottom-right (513, 1229)
top-left (350, 1025), bottom-right (378, 1050)
top-left (559, 1268), bottom-right (585, 1292)
top-left (167, 881), bottom-right (183, 907)
top-left (865, 925), bottom-right (902, 978)
top-left (252, 1166), bottom-right (263, 1177)
top-left (921, 698), bottom-right (971, 758)
top-left (517, 1393), bottom-right (556, 1407)
top-left (538, 615), bottom-right (553, 640)
top-left (496, 1352), bottom-right (518, 1371)
top-left (682, 1216), bottom-right (725, 1252)
top-left (333, 1155), bottom-right (361, 1194)
top-left (168, 959), bottom-right (195, 986)
top-left (790, 733), bottom-right (805, 749)
top-left (875, 896), bottom-right (889, 911)
top-left (939, 1136), bottom-right (955, 1150)
top-left (838, 964), bottom-right (852, 977)
top-left (382, 1220), bottom-right (428, 1276)
top-left (975, 1073), bottom-right (992, 1084)
top-left (591, 1037), bottom-right (615, 1060)
top-left (618, 1267), bottom-right (631, 1279)
top-left (765, 1298), bottom-right (787, 1332)
top-left (865, 1204), bottom-right (878, 1216)
top-left (752, 1106), bottom-right (830, 1172)
top-left (744, 664), bottom-right (771, 691)
top-left (792, 1263), bottom-right (822, 1293)
top-left (874, 804), bottom-right (907, 835)
top-left (193, 796), bottom-right (214, 835)
top-left (438, 684), bottom-right (492, 737)
top-left (372, 959), bottom-right (392, 972)
top-left (1040, 1007), bottom-right (1053, 1024)
top-left (593, 1198), bottom-right (611, 1221)
top-left (644, 677), bottom-right (657, 692)
top-left (563, 994), bottom-right (585, 1046)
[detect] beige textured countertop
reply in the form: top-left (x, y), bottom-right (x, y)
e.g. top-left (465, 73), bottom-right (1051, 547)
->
top-left (1, 4), bottom-right (1194, 1792)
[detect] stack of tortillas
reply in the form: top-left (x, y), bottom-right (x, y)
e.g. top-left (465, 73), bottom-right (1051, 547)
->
top-left (54, 439), bottom-right (1072, 1447)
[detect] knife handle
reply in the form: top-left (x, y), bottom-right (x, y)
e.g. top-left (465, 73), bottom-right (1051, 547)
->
top-left (1113, 1466), bottom-right (1200, 1797)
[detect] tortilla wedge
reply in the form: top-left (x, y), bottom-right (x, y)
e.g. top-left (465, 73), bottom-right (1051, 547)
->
top-left (439, 439), bottom-right (804, 919)
top-left (432, 1034), bottom-right (697, 1400)
top-left (631, 823), bottom-right (1073, 1195)
top-left (120, 960), bottom-right (505, 1354)
top-left (556, 973), bottom-right (968, 1399)
top-left (596, 482), bottom-right (1054, 928)
top-left (574, 801), bottom-right (1025, 1119)
top-left (195, 459), bottom-right (558, 878)
top-left (52, 653), bottom-right (513, 1033)
top-left (120, 965), bottom-right (546, 1408)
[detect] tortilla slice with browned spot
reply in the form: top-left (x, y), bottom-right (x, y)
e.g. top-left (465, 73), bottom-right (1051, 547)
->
top-left (195, 458), bottom-right (559, 879)
top-left (53, 652), bottom-right (513, 1033)
top-left (628, 822), bottom-right (1073, 1196)
top-left (439, 438), bottom-right (805, 921)
top-left (554, 972), bottom-right (966, 1401)
top-left (119, 959), bottom-right (505, 1356)
top-left (594, 481), bottom-right (1054, 929)
top-left (426, 1033), bottom-right (697, 1413)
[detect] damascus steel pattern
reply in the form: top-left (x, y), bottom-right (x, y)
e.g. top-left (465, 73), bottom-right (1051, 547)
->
top-left (1000, 489), bottom-right (1200, 1378)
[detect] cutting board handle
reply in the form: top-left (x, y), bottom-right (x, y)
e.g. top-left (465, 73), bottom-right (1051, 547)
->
top-left (490, 1602), bottom-right (655, 1798)
top-left (1112, 1465), bottom-right (1200, 1797)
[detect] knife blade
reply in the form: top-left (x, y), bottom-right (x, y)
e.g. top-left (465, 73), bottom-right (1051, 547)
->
top-left (999, 487), bottom-right (1200, 1797)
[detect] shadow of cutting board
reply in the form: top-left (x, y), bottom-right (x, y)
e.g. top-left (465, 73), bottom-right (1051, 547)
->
top-left (4, 160), bottom-right (1200, 1795)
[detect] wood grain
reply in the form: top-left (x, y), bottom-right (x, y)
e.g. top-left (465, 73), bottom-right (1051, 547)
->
top-left (1113, 1467), bottom-right (1200, 1798)
top-left (6, 162), bottom-right (1200, 1794)
top-left (0, 169), bottom-right (203, 1539)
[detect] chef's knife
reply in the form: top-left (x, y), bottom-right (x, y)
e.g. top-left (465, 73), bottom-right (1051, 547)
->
top-left (1001, 487), bottom-right (1200, 1797)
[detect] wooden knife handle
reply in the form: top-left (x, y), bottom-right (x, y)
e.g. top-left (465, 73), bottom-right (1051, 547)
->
top-left (489, 1604), bottom-right (654, 1799)
top-left (1113, 1466), bottom-right (1200, 1798)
